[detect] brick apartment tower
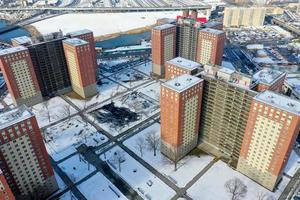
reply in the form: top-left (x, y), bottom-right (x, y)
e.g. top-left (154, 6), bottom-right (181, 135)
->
top-left (165, 57), bottom-right (201, 80)
top-left (0, 46), bottom-right (43, 106)
top-left (63, 38), bottom-right (97, 98)
top-left (196, 28), bottom-right (225, 65)
top-left (66, 29), bottom-right (97, 75)
top-left (161, 74), bottom-right (203, 162)
top-left (0, 170), bottom-right (15, 200)
top-left (237, 91), bottom-right (300, 190)
top-left (0, 106), bottom-right (58, 198)
top-left (151, 24), bottom-right (176, 77)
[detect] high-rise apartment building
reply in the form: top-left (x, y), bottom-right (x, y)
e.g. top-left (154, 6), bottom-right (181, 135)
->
top-left (237, 91), bottom-right (300, 190)
top-left (176, 18), bottom-right (199, 61)
top-left (0, 46), bottom-right (43, 106)
top-left (63, 38), bottom-right (97, 98)
top-left (196, 28), bottom-right (225, 65)
top-left (161, 74), bottom-right (203, 161)
top-left (0, 106), bottom-right (58, 198)
top-left (151, 24), bottom-right (176, 77)
top-left (223, 7), bottom-right (266, 27)
top-left (12, 32), bottom-right (71, 97)
top-left (252, 68), bottom-right (286, 92)
top-left (0, 170), bottom-right (15, 200)
top-left (165, 57), bottom-right (202, 80)
top-left (198, 65), bottom-right (256, 166)
top-left (65, 29), bottom-right (97, 75)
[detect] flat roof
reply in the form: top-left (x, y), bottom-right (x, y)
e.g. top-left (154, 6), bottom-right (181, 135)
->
top-left (0, 105), bottom-right (33, 130)
top-left (63, 38), bottom-right (88, 46)
top-left (66, 29), bottom-right (92, 37)
top-left (252, 69), bottom-right (285, 85)
top-left (218, 67), bottom-right (235, 75)
top-left (153, 24), bottom-right (175, 30)
top-left (200, 28), bottom-right (224, 35)
top-left (0, 46), bottom-right (27, 56)
top-left (167, 57), bottom-right (201, 70)
top-left (163, 74), bottom-right (202, 93)
top-left (255, 90), bottom-right (300, 115)
top-left (205, 21), bottom-right (222, 28)
top-left (11, 36), bottom-right (32, 44)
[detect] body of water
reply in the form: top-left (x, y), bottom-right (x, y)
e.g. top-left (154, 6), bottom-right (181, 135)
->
top-left (0, 20), bottom-right (31, 43)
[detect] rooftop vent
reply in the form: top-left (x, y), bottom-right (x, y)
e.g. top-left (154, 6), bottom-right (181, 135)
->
top-left (287, 102), bottom-right (295, 108)
top-left (175, 83), bottom-right (181, 87)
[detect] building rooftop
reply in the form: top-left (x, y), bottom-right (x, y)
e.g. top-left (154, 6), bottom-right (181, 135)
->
top-left (255, 90), bottom-right (300, 115)
top-left (167, 57), bottom-right (201, 70)
top-left (205, 21), bottom-right (222, 28)
top-left (153, 24), bottom-right (175, 30)
top-left (285, 76), bottom-right (300, 97)
top-left (252, 69), bottom-right (285, 86)
top-left (218, 67), bottom-right (235, 75)
top-left (66, 29), bottom-right (92, 37)
top-left (0, 105), bottom-right (33, 130)
top-left (200, 28), bottom-right (224, 35)
top-left (0, 46), bottom-right (27, 56)
top-left (163, 74), bottom-right (202, 93)
top-left (63, 38), bottom-right (88, 46)
top-left (11, 36), bottom-right (32, 45)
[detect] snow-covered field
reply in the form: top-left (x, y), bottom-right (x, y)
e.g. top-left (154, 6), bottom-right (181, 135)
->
top-left (124, 123), bottom-right (214, 187)
top-left (32, 96), bottom-right (77, 127)
top-left (136, 81), bottom-right (160, 101)
top-left (285, 150), bottom-right (300, 177)
top-left (134, 61), bottom-right (152, 76)
top-left (45, 116), bottom-right (108, 161)
top-left (59, 191), bottom-right (77, 200)
top-left (59, 154), bottom-right (96, 183)
top-left (100, 146), bottom-right (176, 200)
top-left (66, 78), bottom-right (127, 110)
top-left (78, 172), bottom-right (128, 200)
top-left (31, 12), bottom-right (181, 37)
top-left (187, 160), bottom-right (289, 200)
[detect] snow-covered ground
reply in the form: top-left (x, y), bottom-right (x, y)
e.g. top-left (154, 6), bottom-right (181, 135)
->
top-left (285, 150), bottom-right (300, 177)
top-left (187, 160), bottom-right (289, 200)
top-left (59, 191), bottom-right (77, 200)
top-left (59, 154), bottom-right (96, 183)
top-left (100, 146), bottom-right (176, 200)
top-left (136, 81), bottom-right (160, 101)
top-left (31, 12), bottom-right (181, 37)
top-left (77, 172), bottom-right (128, 200)
top-left (88, 90), bottom-right (159, 136)
top-left (32, 96), bottom-right (77, 128)
top-left (110, 68), bottom-right (151, 89)
top-left (134, 61), bottom-right (152, 76)
top-left (66, 78), bottom-right (127, 110)
top-left (124, 123), bottom-right (214, 187)
top-left (45, 116), bottom-right (108, 161)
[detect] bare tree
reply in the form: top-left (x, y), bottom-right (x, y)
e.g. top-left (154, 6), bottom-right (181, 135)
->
top-left (146, 130), bottom-right (160, 156)
top-left (224, 177), bottom-right (247, 200)
top-left (113, 150), bottom-right (125, 172)
top-left (135, 137), bottom-right (146, 157)
top-left (257, 192), bottom-right (275, 200)
top-left (62, 104), bottom-right (72, 120)
top-left (42, 101), bottom-right (51, 123)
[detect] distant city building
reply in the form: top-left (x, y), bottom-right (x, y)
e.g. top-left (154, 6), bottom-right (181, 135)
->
top-left (283, 75), bottom-right (300, 100)
top-left (0, 46), bottom-right (43, 106)
top-left (65, 29), bottom-right (97, 77)
top-left (24, 32), bottom-right (72, 97)
top-left (252, 68), bottom-right (286, 92)
top-left (63, 38), bottom-right (97, 98)
top-left (161, 74), bottom-right (203, 162)
top-left (0, 170), bottom-right (15, 200)
top-left (165, 57), bottom-right (202, 80)
top-left (11, 36), bottom-right (32, 47)
top-left (204, 21), bottom-right (223, 30)
top-left (237, 91), bottom-right (300, 190)
top-left (198, 64), bottom-right (257, 166)
top-left (176, 18), bottom-right (199, 61)
top-left (223, 7), bottom-right (266, 27)
top-left (151, 24), bottom-right (176, 77)
top-left (0, 106), bottom-right (58, 198)
top-left (196, 28), bottom-right (225, 65)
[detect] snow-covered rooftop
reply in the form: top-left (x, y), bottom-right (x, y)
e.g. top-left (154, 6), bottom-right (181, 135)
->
top-left (285, 76), bottom-right (300, 97)
top-left (200, 28), bottom-right (224, 35)
top-left (163, 74), bottom-right (202, 93)
top-left (252, 69), bottom-right (285, 85)
top-left (255, 91), bottom-right (300, 115)
top-left (167, 57), bottom-right (201, 70)
top-left (0, 105), bottom-right (33, 130)
top-left (0, 46), bottom-right (27, 56)
top-left (66, 29), bottom-right (92, 37)
top-left (153, 23), bottom-right (175, 30)
top-left (218, 67), bottom-right (235, 75)
top-left (11, 36), bottom-right (32, 45)
top-left (63, 38), bottom-right (88, 46)
top-left (205, 21), bottom-right (222, 28)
